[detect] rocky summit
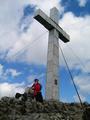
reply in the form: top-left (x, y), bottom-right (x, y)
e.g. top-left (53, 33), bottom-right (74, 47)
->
top-left (0, 96), bottom-right (90, 120)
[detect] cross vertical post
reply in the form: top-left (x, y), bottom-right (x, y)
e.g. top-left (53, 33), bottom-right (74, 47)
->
top-left (46, 8), bottom-right (59, 100)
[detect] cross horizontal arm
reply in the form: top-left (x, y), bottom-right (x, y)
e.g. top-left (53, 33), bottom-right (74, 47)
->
top-left (34, 9), bottom-right (70, 43)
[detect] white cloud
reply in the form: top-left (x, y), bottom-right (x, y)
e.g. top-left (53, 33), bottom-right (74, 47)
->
top-left (73, 94), bottom-right (86, 102)
top-left (0, 64), bottom-right (4, 76)
top-left (0, 0), bottom-right (23, 54)
top-left (6, 69), bottom-right (22, 77)
top-left (59, 12), bottom-right (90, 69)
top-left (21, 0), bottom-right (64, 15)
top-left (0, 0), bottom-right (89, 66)
top-left (6, 20), bottom-right (48, 64)
top-left (0, 0), bottom-right (64, 65)
top-left (0, 64), bottom-right (22, 80)
top-left (0, 64), bottom-right (6, 80)
top-left (0, 82), bottom-right (25, 98)
top-left (77, 0), bottom-right (87, 7)
top-left (74, 75), bottom-right (90, 95)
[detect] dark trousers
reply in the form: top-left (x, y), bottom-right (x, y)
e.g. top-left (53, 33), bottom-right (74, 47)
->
top-left (35, 92), bottom-right (43, 103)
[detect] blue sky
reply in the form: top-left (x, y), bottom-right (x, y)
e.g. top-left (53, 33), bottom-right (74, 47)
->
top-left (0, 0), bottom-right (90, 103)
top-left (61, 0), bottom-right (90, 16)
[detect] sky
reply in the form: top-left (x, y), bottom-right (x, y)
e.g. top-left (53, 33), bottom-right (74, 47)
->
top-left (0, 0), bottom-right (90, 103)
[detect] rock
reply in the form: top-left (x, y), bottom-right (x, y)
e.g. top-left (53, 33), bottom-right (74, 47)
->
top-left (82, 107), bottom-right (90, 120)
top-left (0, 92), bottom-right (90, 120)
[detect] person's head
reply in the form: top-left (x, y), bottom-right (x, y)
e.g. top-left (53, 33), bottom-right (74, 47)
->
top-left (34, 79), bottom-right (39, 83)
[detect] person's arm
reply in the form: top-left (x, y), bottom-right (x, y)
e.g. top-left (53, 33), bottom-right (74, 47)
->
top-left (31, 84), bottom-right (35, 90)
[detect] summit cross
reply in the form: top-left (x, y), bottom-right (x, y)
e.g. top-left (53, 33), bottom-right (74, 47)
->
top-left (34, 7), bottom-right (70, 100)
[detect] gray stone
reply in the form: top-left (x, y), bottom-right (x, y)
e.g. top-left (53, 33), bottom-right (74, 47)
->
top-left (0, 95), bottom-right (89, 120)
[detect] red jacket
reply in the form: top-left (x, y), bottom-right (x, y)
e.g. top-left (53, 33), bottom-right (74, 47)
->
top-left (32, 83), bottom-right (41, 96)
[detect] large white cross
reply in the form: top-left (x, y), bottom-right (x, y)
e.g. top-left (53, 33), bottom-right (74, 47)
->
top-left (34, 7), bottom-right (70, 100)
